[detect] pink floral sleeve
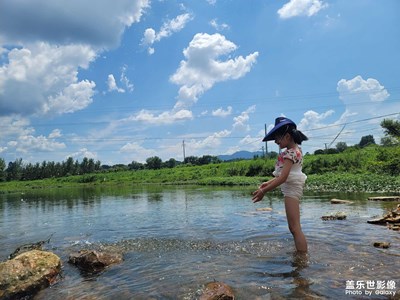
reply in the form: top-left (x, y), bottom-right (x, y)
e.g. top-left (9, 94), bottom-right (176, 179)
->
top-left (282, 148), bottom-right (302, 164)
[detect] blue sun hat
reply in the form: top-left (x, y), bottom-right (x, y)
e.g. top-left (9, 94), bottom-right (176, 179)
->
top-left (262, 117), bottom-right (296, 141)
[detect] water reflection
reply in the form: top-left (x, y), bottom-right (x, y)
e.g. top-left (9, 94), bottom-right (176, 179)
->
top-left (284, 252), bottom-right (325, 299)
top-left (147, 192), bottom-right (163, 202)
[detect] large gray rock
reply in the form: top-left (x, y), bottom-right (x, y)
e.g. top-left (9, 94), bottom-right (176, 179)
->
top-left (200, 281), bottom-right (235, 300)
top-left (0, 250), bottom-right (61, 299)
top-left (68, 249), bottom-right (123, 273)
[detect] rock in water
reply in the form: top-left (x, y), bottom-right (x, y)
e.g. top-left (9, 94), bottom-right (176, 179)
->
top-left (0, 250), bottom-right (61, 300)
top-left (330, 198), bottom-right (354, 204)
top-left (68, 250), bottom-right (123, 273)
top-left (256, 207), bottom-right (273, 212)
top-left (321, 212), bottom-right (347, 220)
top-left (367, 204), bottom-right (400, 229)
top-left (373, 242), bottom-right (390, 249)
top-left (368, 196), bottom-right (400, 201)
top-left (200, 281), bottom-right (235, 300)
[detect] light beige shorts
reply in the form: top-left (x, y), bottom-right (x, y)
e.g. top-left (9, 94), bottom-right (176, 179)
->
top-left (280, 181), bottom-right (304, 200)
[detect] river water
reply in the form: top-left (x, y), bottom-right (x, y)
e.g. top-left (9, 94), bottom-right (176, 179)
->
top-left (0, 186), bottom-right (399, 299)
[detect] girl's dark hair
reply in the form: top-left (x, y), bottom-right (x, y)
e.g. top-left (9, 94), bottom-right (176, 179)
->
top-left (275, 124), bottom-right (308, 145)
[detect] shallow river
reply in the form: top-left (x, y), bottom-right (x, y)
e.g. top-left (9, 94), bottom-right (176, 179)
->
top-left (0, 186), bottom-right (399, 299)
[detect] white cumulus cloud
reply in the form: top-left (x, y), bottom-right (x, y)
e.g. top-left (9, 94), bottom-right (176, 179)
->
top-left (189, 130), bottom-right (231, 152)
top-left (0, 0), bottom-right (150, 48)
top-left (17, 135), bottom-right (65, 153)
top-left (278, 0), bottom-right (328, 19)
top-left (130, 109), bottom-right (193, 125)
top-left (107, 66), bottom-right (134, 93)
top-left (337, 75), bottom-right (389, 103)
top-left (212, 106), bottom-right (233, 117)
top-left (68, 148), bottom-right (97, 160)
top-left (232, 105), bottom-right (256, 132)
top-left (119, 142), bottom-right (158, 163)
top-left (107, 74), bottom-right (125, 93)
top-left (209, 19), bottom-right (230, 31)
top-left (141, 13), bottom-right (193, 55)
top-left (0, 0), bottom-right (149, 117)
top-left (49, 129), bottom-right (62, 139)
top-left (45, 80), bottom-right (96, 115)
top-left (120, 66), bottom-right (134, 92)
top-left (0, 42), bottom-right (96, 116)
top-left (170, 33), bottom-right (259, 109)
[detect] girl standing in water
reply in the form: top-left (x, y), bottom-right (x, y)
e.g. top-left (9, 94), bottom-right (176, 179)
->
top-left (252, 117), bottom-right (308, 252)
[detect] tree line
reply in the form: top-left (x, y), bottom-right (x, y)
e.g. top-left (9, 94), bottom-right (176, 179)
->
top-left (1, 119), bottom-right (399, 182)
top-left (0, 155), bottom-right (222, 182)
top-left (107, 155), bottom-right (222, 171)
top-left (0, 157), bottom-right (102, 182)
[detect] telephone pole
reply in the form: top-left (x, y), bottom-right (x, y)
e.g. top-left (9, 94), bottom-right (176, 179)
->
top-left (182, 140), bottom-right (186, 162)
top-left (264, 124), bottom-right (268, 158)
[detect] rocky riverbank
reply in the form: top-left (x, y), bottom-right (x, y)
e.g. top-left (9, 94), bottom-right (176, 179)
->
top-left (0, 248), bottom-right (235, 299)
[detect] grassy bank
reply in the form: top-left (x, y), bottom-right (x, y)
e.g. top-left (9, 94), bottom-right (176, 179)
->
top-left (1, 145), bottom-right (400, 194)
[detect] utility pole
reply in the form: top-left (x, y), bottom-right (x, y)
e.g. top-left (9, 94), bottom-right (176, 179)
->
top-left (264, 124), bottom-right (268, 158)
top-left (328, 124), bottom-right (346, 149)
top-left (182, 140), bottom-right (186, 163)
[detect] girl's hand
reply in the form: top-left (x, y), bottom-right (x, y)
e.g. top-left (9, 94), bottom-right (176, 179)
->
top-left (252, 188), bottom-right (265, 203)
top-left (259, 180), bottom-right (272, 189)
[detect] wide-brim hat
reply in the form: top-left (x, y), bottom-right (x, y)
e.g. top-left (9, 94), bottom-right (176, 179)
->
top-left (262, 117), bottom-right (296, 141)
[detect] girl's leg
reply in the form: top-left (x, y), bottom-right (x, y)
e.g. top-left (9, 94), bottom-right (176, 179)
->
top-left (284, 196), bottom-right (307, 252)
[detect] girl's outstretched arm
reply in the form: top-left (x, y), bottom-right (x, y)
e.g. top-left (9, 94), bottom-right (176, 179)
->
top-left (259, 178), bottom-right (274, 189)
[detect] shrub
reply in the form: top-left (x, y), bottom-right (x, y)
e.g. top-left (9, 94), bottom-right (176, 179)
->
top-left (78, 175), bottom-right (97, 183)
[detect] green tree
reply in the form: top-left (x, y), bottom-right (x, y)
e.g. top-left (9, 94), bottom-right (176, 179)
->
top-left (74, 160), bottom-right (80, 175)
top-left (0, 158), bottom-right (6, 181)
top-left (184, 156), bottom-right (198, 165)
top-left (55, 162), bottom-right (62, 177)
top-left (41, 161), bottom-right (50, 178)
top-left (22, 162), bottom-right (36, 180)
top-left (64, 157), bottom-right (75, 176)
top-left (164, 158), bottom-right (177, 168)
top-left (146, 156), bottom-right (162, 169)
top-left (95, 160), bottom-right (101, 171)
top-left (87, 158), bottom-right (95, 173)
top-left (198, 155), bottom-right (220, 165)
top-left (129, 161), bottom-right (144, 170)
top-left (381, 136), bottom-right (395, 146)
top-left (81, 157), bottom-right (89, 174)
top-left (267, 151), bottom-right (278, 159)
top-left (380, 119), bottom-right (400, 144)
top-left (6, 158), bottom-right (23, 181)
top-left (325, 148), bottom-right (339, 154)
top-left (336, 142), bottom-right (348, 152)
top-left (33, 162), bottom-right (41, 179)
top-left (112, 164), bottom-right (128, 171)
top-left (359, 135), bottom-right (375, 148)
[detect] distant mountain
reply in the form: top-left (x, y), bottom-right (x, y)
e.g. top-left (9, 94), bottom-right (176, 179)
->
top-left (218, 150), bottom-right (264, 161)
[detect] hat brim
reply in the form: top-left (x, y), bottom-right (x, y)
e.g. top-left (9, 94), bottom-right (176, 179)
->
top-left (262, 121), bottom-right (293, 142)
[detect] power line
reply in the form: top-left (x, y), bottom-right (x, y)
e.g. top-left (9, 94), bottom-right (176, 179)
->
top-left (304, 112), bottom-right (400, 133)
top-left (3, 112), bottom-right (398, 147)
top-left (328, 124), bottom-right (346, 148)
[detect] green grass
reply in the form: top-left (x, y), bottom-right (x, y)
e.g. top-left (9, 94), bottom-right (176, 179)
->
top-left (1, 145), bottom-right (400, 194)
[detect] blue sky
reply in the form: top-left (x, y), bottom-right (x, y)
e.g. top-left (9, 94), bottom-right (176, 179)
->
top-left (0, 0), bottom-right (399, 165)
